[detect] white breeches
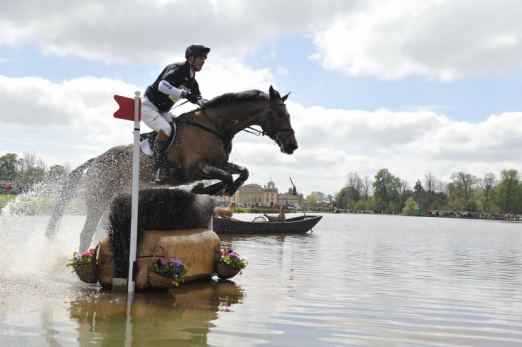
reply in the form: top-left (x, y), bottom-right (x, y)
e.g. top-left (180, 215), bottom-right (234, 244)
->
top-left (141, 97), bottom-right (175, 136)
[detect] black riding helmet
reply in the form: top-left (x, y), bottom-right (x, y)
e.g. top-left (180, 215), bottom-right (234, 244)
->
top-left (185, 44), bottom-right (210, 59)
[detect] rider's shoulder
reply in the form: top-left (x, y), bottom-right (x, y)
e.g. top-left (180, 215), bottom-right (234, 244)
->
top-left (164, 61), bottom-right (190, 76)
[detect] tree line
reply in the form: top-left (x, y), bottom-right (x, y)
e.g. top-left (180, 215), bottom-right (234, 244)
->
top-left (334, 168), bottom-right (522, 215)
top-left (0, 152), bottom-right (71, 185)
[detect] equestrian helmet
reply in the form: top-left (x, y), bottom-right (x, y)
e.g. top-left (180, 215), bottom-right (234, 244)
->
top-left (185, 44), bottom-right (210, 58)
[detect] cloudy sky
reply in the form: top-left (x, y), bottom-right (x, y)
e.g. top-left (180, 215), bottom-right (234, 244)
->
top-left (2, 0), bottom-right (522, 196)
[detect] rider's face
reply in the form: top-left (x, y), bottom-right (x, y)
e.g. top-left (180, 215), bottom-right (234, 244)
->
top-left (190, 56), bottom-right (206, 72)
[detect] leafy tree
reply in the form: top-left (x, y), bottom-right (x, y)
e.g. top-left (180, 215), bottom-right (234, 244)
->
top-left (0, 153), bottom-right (20, 181)
top-left (413, 179), bottom-right (424, 193)
top-left (429, 200), bottom-right (440, 211)
top-left (373, 169), bottom-right (401, 206)
top-left (450, 171), bottom-right (478, 201)
top-left (462, 198), bottom-right (478, 212)
top-left (21, 167), bottom-right (45, 185)
top-left (48, 165), bottom-right (67, 182)
top-left (335, 188), bottom-right (348, 208)
top-left (368, 196), bottom-right (387, 211)
top-left (353, 200), bottom-right (368, 211)
top-left (388, 201), bottom-right (400, 213)
top-left (311, 191), bottom-right (325, 201)
top-left (305, 194), bottom-right (319, 204)
top-left (491, 169), bottom-right (522, 213)
top-left (402, 196), bottom-right (418, 216)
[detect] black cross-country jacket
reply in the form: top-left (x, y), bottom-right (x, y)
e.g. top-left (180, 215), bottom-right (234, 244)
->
top-left (145, 61), bottom-right (201, 113)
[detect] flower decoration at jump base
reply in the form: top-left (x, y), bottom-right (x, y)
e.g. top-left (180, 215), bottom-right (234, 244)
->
top-left (66, 246), bottom-right (99, 284)
top-left (150, 257), bottom-right (188, 287)
top-left (66, 249), bottom-right (96, 268)
top-left (217, 248), bottom-right (248, 279)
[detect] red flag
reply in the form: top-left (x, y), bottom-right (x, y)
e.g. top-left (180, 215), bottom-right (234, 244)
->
top-left (114, 95), bottom-right (141, 121)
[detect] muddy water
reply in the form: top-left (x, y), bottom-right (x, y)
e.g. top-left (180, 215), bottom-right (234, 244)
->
top-left (0, 213), bottom-right (521, 346)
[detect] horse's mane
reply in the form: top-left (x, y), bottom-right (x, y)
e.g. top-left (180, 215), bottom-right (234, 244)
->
top-left (179, 89), bottom-right (282, 117)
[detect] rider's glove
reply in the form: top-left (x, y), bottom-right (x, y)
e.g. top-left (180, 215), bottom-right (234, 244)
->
top-left (197, 95), bottom-right (208, 106)
top-left (181, 90), bottom-right (199, 104)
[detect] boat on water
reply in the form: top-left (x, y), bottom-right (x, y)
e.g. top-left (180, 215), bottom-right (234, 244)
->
top-left (213, 215), bottom-right (322, 235)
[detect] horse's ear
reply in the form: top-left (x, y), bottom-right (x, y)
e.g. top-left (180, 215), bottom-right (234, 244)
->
top-left (282, 92), bottom-right (291, 102)
top-left (269, 85), bottom-right (276, 99)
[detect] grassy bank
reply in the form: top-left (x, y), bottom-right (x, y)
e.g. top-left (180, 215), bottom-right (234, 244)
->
top-left (0, 195), bottom-right (17, 209)
top-left (0, 194), bottom-right (86, 215)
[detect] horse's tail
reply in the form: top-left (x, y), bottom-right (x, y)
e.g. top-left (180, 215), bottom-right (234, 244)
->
top-left (45, 158), bottom-right (95, 238)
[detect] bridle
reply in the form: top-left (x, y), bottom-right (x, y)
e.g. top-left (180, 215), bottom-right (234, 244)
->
top-left (176, 97), bottom-right (295, 151)
top-left (260, 99), bottom-right (295, 150)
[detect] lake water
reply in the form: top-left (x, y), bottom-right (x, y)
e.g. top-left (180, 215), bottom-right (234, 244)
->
top-left (0, 212), bottom-right (521, 346)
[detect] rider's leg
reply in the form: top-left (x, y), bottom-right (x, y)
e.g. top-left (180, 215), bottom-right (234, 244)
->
top-left (141, 100), bottom-right (175, 184)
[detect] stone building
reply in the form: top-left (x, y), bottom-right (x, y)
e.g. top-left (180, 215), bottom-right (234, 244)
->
top-left (211, 179), bottom-right (300, 207)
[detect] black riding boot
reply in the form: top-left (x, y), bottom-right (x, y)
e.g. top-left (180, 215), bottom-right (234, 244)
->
top-left (150, 139), bottom-right (169, 184)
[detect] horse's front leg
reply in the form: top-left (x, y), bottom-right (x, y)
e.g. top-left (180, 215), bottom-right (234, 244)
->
top-left (190, 162), bottom-right (234, 196)
top-left (221, 162), bottom-right (249, 196)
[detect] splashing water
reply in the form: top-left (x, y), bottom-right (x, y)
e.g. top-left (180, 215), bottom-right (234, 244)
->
top-left (0, 189), bottom-right (90, 297)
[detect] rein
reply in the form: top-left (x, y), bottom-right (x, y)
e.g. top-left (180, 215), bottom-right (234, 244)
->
top-left (176, 98), bottom-right (294, 150)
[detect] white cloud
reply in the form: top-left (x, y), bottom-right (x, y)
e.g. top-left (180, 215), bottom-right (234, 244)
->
top-left (0, 0), bottom-right (359, 64)
top-left (312, 0), bottom-right (522, 80)
top-left (3, 71), bottom-right (522, 196)
top-left (277, 66), bottom-right (289, 75)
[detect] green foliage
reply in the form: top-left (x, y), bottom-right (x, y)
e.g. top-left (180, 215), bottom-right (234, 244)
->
top-left (373, 169), bottom-right (402, 206)
top-left (428, 200), bottom-right (440, 211)
top-left (462, 198), bottom-right (478, 212)
top-left (335, 188), bottom-right (348, 208)
top-left (21, 167), bottom-right (45, 185)
top-left (305, 193), bottom-right (319, 204)
top-left (413, 179), bottom-right (424, 193)
top-left (0, 153), bottom-right (20, 181)
top-left (48, 165), bottom-right (67, 182)
top-left (388, 201), bottom-right (400, 213)
top-left (353, 200), bottom-right (368, 211)
top-left (219, 249), bottom-right (247, 270)
top-left (0, 195), bottom-right (17, 208)
top-left (491, 169), bottom-right (522, 213)
top-left (402, 196), bottom-right (418, 216)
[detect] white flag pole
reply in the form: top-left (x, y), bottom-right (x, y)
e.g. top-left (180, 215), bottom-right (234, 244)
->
top-left (127, 90), bottom-right (141, 293)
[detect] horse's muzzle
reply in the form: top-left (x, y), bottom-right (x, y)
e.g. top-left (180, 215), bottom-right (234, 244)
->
top-left (283, 142), bottom-right (298, 154)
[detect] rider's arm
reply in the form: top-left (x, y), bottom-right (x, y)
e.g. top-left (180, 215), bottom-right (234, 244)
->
top-left (158, 80), bottom-right (184, 97)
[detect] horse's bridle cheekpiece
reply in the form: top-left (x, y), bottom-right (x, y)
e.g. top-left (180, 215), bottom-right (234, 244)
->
top-left (260, 99), bottom-right (295, 151)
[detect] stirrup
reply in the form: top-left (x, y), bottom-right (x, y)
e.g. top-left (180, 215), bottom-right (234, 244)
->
top-left (149, 168), bottom-right (168, 184)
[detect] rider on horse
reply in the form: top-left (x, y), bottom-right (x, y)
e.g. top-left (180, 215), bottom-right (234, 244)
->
top-left (142, 44), bottom-right (210, 184)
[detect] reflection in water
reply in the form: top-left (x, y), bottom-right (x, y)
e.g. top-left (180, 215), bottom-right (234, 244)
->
top-left (67, 279), bottom-right (245, 347)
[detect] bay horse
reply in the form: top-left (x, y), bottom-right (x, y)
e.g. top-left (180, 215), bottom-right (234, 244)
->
top-left (46, 86), bottom-right (298, 251)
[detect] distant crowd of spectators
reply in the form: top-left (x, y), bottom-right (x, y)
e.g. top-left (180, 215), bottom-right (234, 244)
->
top-left (0, 181), bottom-right (32, 195)
top-left (429, 210), bottom-right (521, 220)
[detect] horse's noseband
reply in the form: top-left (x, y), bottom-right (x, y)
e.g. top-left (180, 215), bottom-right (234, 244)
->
top-left (261, 100), bottom-right (295, 149)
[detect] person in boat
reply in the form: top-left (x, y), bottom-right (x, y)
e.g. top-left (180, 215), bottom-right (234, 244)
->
top-left (142, 44), bottom-right (210, 183)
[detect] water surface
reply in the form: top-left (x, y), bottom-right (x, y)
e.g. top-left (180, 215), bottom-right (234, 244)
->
top-left (0, 213), bottom-right (521, 346)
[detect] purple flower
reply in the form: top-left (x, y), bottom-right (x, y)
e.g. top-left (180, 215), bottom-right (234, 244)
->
top-left (172, 261), bottom-right (180, 268)
top-left (156, 258), bottom-right (166, 270)
top-left (174, 274), bottom-right (178, 279)
top-left (227, 249), bottom-right (233, 253)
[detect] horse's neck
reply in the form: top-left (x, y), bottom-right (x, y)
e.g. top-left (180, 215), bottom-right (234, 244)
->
top-left (212, 101), bottom-right (266, 136)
